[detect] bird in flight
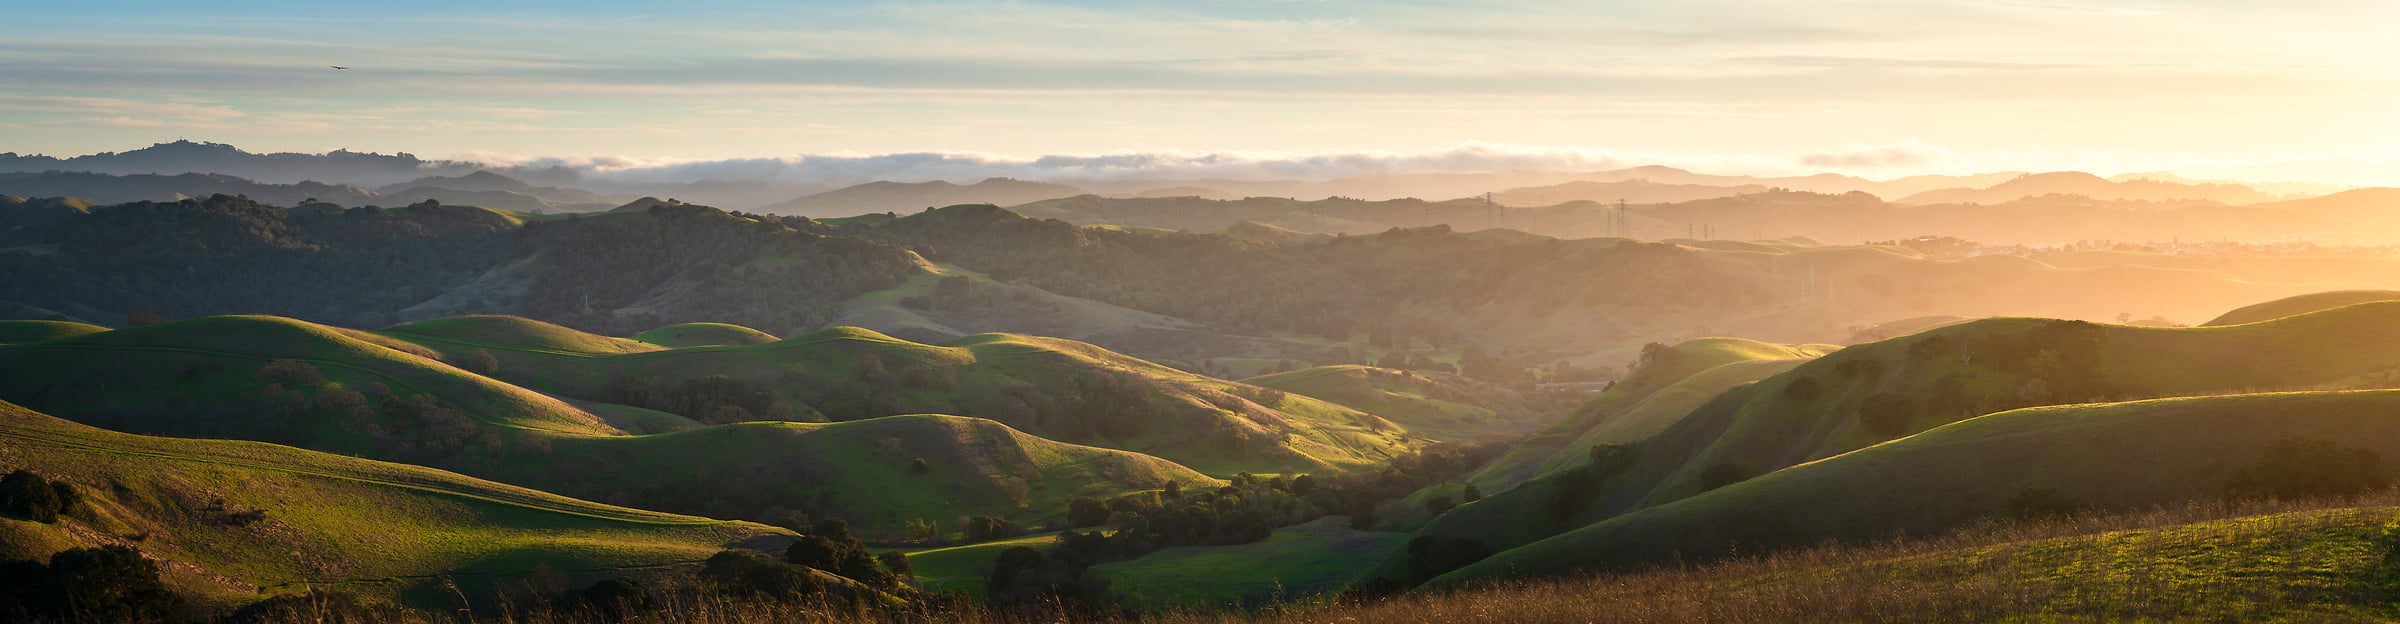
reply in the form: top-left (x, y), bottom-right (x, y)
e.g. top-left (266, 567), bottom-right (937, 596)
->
top-left (330, 65), bottom-right (349, 70)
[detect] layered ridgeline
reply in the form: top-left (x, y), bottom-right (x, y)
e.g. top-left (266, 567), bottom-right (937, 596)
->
top-left (0, 317), bottom-right (1242, 536)
top-left (375, 315), bottom-right (1420, 475)
top-left (0, 400), bottom-right (786, 608)
top-left (11, 196), bottom-right (2400, 386)
top-left (855, 204), bottom-right (2382, 368)
top-left (1391, 300), bottom-right (2400, 584)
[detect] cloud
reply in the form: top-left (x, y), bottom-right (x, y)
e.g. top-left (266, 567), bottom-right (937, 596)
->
top-left (1799, 141), bottom-right (1958, 169)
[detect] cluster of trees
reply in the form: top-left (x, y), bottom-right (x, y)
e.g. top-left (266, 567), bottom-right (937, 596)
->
top-left (0, 546), bottom-right (185, 623)
top-left (0, 470), bottom-right (79, 523)
top-left (518, 205), bottom-right (918, 335)
top-left (601, 373), bottom-right (795, 424)
top-left (0, 195), bottom-right (514, 326)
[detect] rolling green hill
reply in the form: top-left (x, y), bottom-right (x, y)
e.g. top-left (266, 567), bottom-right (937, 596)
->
top-left (0, 316), bottom-right (1225, 534)
top-left (380, 319), bottom-right (1422, 475)
top-left (2202, 290), bottom-right (2400, 326)
top-left (1414, 301), bottom-right (2400, 570)
top-left (1435, 389), bottom-right (2400, 585)
top-left (1466, 338), bottom-right (1833, 491)
top-left (629, 322), bottom-right (781, 347)
top-left (0, 319), bottom-right (108, 345)
top-left (1084, 516), bottom-right (1406, 611)
top-left (497, 414), bottom-right (1219, 540)
top-left (0, 400), bottom-right (784, 609)
top-left (1244, 365), bottom-right (1545, 443)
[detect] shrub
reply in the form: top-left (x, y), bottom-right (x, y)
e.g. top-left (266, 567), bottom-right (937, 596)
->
top-left (2225, 437), bottom-right (2389, 501)
top-left (1068, 496), bottom-right (1110, 527)
top-left (700, 551), bottom-right (824, 600)
top-left (462, 349), bottom-right (500, 376)
top-left (256, 359), bottom-right (326, 387)
top-left (0, 545), bottom-right (184, 623)
top-left (964, 515), bottom-right (1012, 543)
top-left (1424, 495), bottom-right (1457, 517)
top-left (0, 470), bottom-right (69, 524)
top-left (1700, 463), bottom-right (1750, 491)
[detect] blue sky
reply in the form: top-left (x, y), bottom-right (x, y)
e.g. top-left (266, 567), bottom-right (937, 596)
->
top-left (7, 1), bottom-right (2400, 183)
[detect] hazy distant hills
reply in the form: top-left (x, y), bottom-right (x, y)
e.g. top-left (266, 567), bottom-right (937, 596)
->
top-left (761, 178), bottom-right (1086, 217)
top-left (0, 140), bottom-right (477, 186)
top-left (1896, 171), bottom-right (2281, 205)
top-left (0, 171), bottom-right (381, 206)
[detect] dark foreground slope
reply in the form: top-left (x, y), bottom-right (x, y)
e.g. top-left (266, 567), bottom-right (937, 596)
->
top-left (0, 400), bottom-right (784, 609)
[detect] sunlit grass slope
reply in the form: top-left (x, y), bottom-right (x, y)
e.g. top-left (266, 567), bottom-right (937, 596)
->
top-left (1467, 337), bottom-right (1832, 491)
top-left (1244, 365), bottom-right (1543, 442)
top-left (2202, 289), bottom-right (2400, 326)
top-left (1423, 302), bottom-right (2400, 565)
top-left (509, 414), bottom-right (1218, 539)
top-left (0, 319), bottom-right (108, 344)
top-left (628, 322), bottom-right (780, 347)
top-left (0, 316), bottom-right (1218, 535)
top-left (381, 319), bottom-right (1421, 475)
top-left (0, 315), bottom-right (623, 439)
top-left (1439, 389), bottom-right (2400, 585)
top-left (0, 400), bottom-right (782, 609)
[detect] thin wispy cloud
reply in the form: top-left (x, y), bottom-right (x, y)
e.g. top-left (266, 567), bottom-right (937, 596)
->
top-left (2, 1), bottom-right (2397, 184)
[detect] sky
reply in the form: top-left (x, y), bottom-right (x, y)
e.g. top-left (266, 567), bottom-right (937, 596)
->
top-left (7, 1), bottom-right (2400, 184)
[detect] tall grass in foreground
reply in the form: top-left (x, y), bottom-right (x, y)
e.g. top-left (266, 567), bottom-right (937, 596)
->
top-left (257, 492), bottom-right (2400, 623)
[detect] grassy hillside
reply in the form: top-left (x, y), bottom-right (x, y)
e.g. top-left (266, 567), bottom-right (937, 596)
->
top-left (381, 320), bottom-right (1422, 475)
top-left (1084, 517), bottom-right (1407, 611)
top-left (1419, 302), bottom-right (2400, 566)
top-left (2203, 289), bottom-right (2400, 326)
top-left (630, 322), bottom-right (781, 347)
top-left (0, 315), bottom-right (625, 450)
top-left (502, 414), bottom-right (1219, 540)
top-left (1438, 389), bottom-right (2400, 585)
top-left (386, 315), bottom-right (664, 354)
top-left (0, 400), bottom-right (783, 609)
top-left (0, 319), bottom-right (107, 344)
top-left (1245, 365), bottom-right (1545, 442)
top-left (0, 316), bottom-right (1220, 534)
top-left (1467, 338), bottom-right (1832, 491)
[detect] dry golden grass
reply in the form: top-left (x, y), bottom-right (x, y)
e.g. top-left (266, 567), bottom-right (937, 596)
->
top-left (244, 493), bottom-right (2400, 624)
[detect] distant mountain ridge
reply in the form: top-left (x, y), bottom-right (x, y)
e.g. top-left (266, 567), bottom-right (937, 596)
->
top-left (761, 178), bottom-right (1087, 217)
top-left (1897, 171), bottom-right (2280, 205)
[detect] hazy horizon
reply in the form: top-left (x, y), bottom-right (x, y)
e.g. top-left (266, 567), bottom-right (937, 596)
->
top-left (9, 1), bottom-right (2400, 187)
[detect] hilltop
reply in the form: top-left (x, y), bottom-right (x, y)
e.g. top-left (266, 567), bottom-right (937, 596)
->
top-left (0, 315), bottom-right (1311, 532)
top-left (377, 316), bottom-right (1423, 475)
top-left (1896, 171), bottom-right (2278, 205)
top-left (2203, 290), bottom-right (2400, 326)
top-left (1405, 301), bottom-right (2400, 575)
top-left (0, 400), bottom-right (784, 609)
top-left (1438, 389), bottom-right (2400, 584)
